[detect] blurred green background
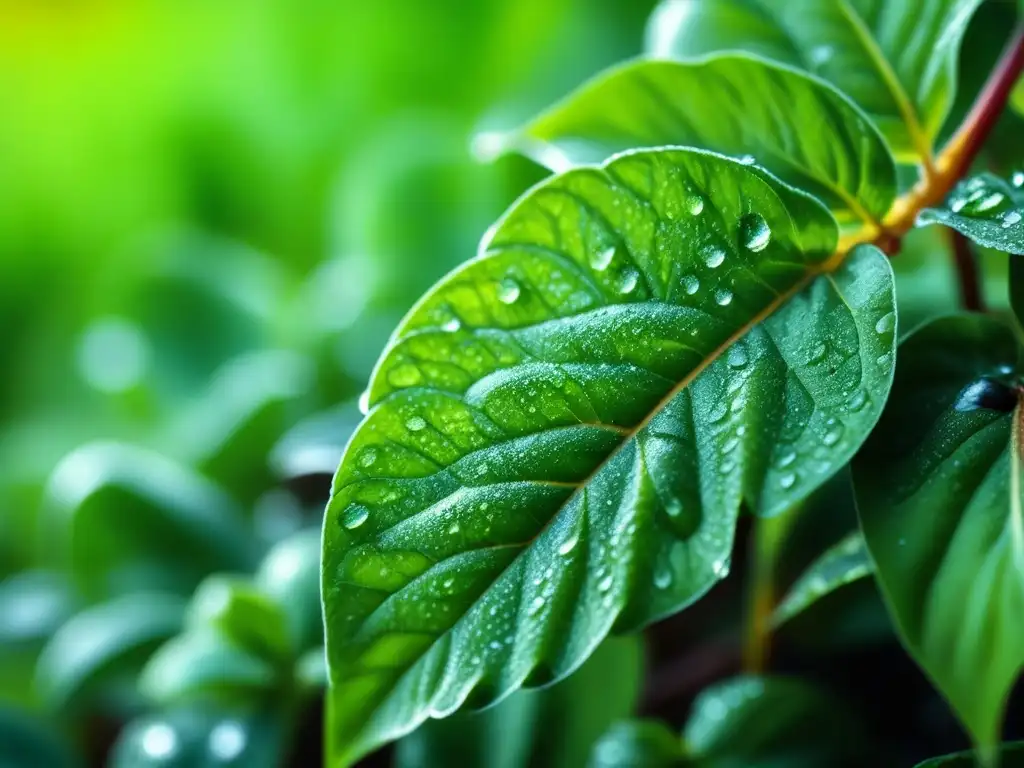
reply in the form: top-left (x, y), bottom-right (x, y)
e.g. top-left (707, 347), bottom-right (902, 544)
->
top-left (0, 0), bottom-right (655, 764)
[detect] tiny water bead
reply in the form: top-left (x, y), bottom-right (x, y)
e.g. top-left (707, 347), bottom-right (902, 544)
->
top-left (739, 213), bottom-right (771, 252)
top-left (389, 363), bottom-right (423, 388)
top-left (358, 447), bottom-right (379, 468)
top-left (779, 472), bottom-right (796, 490)
top-left (442, 317), bottom-right (462, 332)
top-left (1013, 171), bottom-right (1024, 188)
top-left (703, 246), bottom-right (726, 268)
top-left (727, 346), bottom-right (748, 368)
top-left (686, 193), bottom-right (705, 215)
top-left (406, 416), bottom-right (427, 432)
top-left (682, 274), bottom-right (700, 295)
top-left (1002, 210), bottom-right (1022, 228)
top-left (949, 177), bottom-right (1012, 217)
top-left (653, 566), bottom-right (673, 589)
top-left (497, 277), bottom-right (522, 304)
top-left (591, 246), bottom-right (616, 271)
top-left (558, 533), bottom-right (579, 556)
top-left (809, 44), bottom-right (834, 67)
top-left (528, 596), bottom-right (546, 616)
top-left (342, 504), bottom-right (370, 530)
top-left (616, 268), bottom-right (640, 294)
top-left (737, 154), bottom-right (756, 165)
top-left (875, 312), bottom-right (896, 334)
top-left (715, 288), bottom-right (733, 306)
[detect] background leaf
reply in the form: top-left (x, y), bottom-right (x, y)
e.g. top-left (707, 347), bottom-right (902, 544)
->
top-left (918, 172), bottom-right (1024, 255)
top-left (773, 531), bottom-right (872, 626)
top-left (644, 0), bottom-right (984, 162)
top-left (914, 742), bottom-right (1024, 766)
top-left (323, 147), bottom-right (897, 763)
top-left (0, 707), bottom-right (79, 768)
top-left (855, 313), bottom-right (1024, 756)
top-left (254, 528), bottom-right (325, 653)
top-left (588, 720), bottom-right (683, 768)
top-left (186, 575), bottom-right (291, 662)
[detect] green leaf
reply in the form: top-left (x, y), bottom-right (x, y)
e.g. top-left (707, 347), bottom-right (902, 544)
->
top-left (395, 636), bottom-right (643, 768)
top-left (110, 706), bottom-right (284, 768)
top-left (187, 575), bottom-right (291, 662)
top-left (914, 742), bottom-right (1024, 767)
top-left (855, 313), bottom-right (1024, 757)
top-left (44, 442), bottom-right (259, 600)
top-left (0, 708), bottom-right (79, 768)
top-left (255, 528), bottom-right (324, 652)
top-left (323, 148), bottom-right (898, 764)
top-left (918, 172), bottom-right (1024, 254)
top-left (34, 592), bottom-right (185, 711)
top-left (0, 570), bottom-right (78, 647)
top-left (503, 54), bottom-right (896, 227)
top-left (589, 721), bottom-right (683, 768)
top-left (296, 647), bottom-right (328, 691)
top-left (645, 0), bottom-right (984, 162)
top-left (683, 675), bottom-right (865, 766)
top-left (140, 629), bottom-right (278, 705)
top-left (773, 531), bottom-right (872, 626)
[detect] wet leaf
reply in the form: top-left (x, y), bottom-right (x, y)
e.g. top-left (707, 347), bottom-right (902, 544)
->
top-left (918, 172), bottom-right (1024, 254)
top-left (773, 531), bottom-right (872, 626)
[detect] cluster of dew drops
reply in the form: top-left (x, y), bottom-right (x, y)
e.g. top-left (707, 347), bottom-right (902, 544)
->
top-left (948, 171), bottom-right (1024, 229)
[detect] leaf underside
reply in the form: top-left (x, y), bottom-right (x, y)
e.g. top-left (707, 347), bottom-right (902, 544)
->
top-left (322, 147), bottom-right (897, 764)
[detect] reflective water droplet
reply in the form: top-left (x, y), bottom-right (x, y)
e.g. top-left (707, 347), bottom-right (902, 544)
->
top-left (591, 246), bottom-right (616, 271)
top-left (823, 422), bottom-right (844, 447)
top-left (738, 154), bottom-right (756, 165)
top-left (448, 522), bottom-right (461, 535)
top-left (875, 312), bottom-right (895, 334)
top-left (776, 450), bottom-right (797, 468)
top-left (721, 436), bottom-right (740, 454)
top-left (728, 346), bottom-right (748, 368)
top-left (528, 596), bottom-right (546, 616)
top-left (739, 213), bottom-right (771, 252)
top-left (1013, 171), bottom-right (1024, 188)
top-left (1002, 210), bottom-right (1022, 228)
top-left (654, 566), bottom-right (673, 589)
top-left (715, 289), bottom-right (733, 306)
top-left (598, 575), bottom-right (614, 593)
top-left (442, 317), bottom-right (462, 332)
top-left (358, 390), bottom-right (371, 415)
top-left (707, 401), bottom-right (728, 423)
top-left (876, 352), bottom-right (893, 369)
top-left (498, 277), bottom-right (522, 304)
top-left (665, 498), bottom-right (684, 518)
top-left (703, 246), bottom-right (726, 269)
top-left (686, 194), bottom-right (705, 215)
top-left (809, 44), bottom-right (834, 67)
top-left (846, 390), bottom-right (868, 412)
top-left (389, 363), bottom-right (422, 388)
top-left (954, 378), bottom-right (1017, 412)
top-left (558, 533), bottom-right (579, 556)
top-left (682, 274), bottom-right (700, 295)
top-left (616, 268), bottom-right (640, 294)
top-left (406, 416), bottom-right (427, 432)
top-left (342, 504), bottom-right (369, 529)
top-left (359, 448), bottom-right (379, 468)
top-left (808, 341), bottom-right (827, 364)
top-left (712, 558), bottom-right (730, 577)
top-left (779, 472), bottom-right (796, 490)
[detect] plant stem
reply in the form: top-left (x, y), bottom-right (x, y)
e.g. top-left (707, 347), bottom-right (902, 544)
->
top-left (742, 509), bottom-right (797, 673)
top-left (948, 230), bottom-right (985, 312)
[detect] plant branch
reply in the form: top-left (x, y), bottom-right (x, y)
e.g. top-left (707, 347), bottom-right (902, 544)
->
top-left (948, 230), bottom-right (985, 312)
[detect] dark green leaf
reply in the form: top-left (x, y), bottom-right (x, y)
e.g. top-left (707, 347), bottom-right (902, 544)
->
top-left (503, 54), bottom-right (896, 226)
top-left (140, 629), bottom-right (278, 705)
top-left (855, 313), bottom-right (1024, 756)
top-left (918, 172), bottom-right (1024, 254)
top-left (773, 531), bottom-right (872, 626)
top-left (395, 636), bottom-right (643, 768)
top-left (44, 442), bottom-right (258, 600)
top-left (683, 675), bottom-right (865, 766)
top-left (34, 592), bottom-right (185, 711)
top-left (0, 708), bottom-right (79, 768)
top-left (0, 570), bottom-right (77, 647)
top-left (645, 0), bottom-right (983, 162)
top-left (187, 575), bottom-right (291, 662)
top-left (323, 148), bottom-right (897, 763)
top-left (109, 707), bottom-right (284, 768)
top-left (588, 721), bottom-right (683, 768)
top-left (914, 742), bottom-right (1024, 766)
top-left (255, 528), bottom-right (324, 652)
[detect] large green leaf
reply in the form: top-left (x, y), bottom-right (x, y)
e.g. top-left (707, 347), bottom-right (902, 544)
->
top-left (645, 0), bottom-right (984, 162)
top-left (395, 636), bottom-right (643, 768)
top-left (323, 148), bottom-right (898, 764)
top-left (918, 172), bottom-right (1024, 254)
top-left (773, 531), bottom-right (872, 626)
top-left (502, 54), bottom-right (897, 227)
top-left (855, 314), bottom-right (1024, 758)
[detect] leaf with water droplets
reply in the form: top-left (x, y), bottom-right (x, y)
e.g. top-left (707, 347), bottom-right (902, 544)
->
top-left (918, 172), bottom-right (1024, 255)
top-left (645, 0), bottom-right (983, 163)
top-left (854, 314), bottom-right (1024, 757)
top-left (322, 148), bottom-right (897, 765)
top-left (498, 54), bottom-right (896, 226)
top-left (773, 531), bottom-right (872, 626)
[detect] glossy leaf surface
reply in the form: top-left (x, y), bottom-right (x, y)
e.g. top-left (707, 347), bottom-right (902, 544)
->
top-left (914, 742), bottom-right (1024, 766)
top-left (506, 54), bottom-right (896, 226)
top-left (323, 148), bottom-right (897, 763)
top-left (645, 0), bottom-right (983, 161)
top-left (34, 592), bottom-right (185, 711)
top-left (773, 531), bottom-right (872, 626)
top-left (918, 172), bottom-right (1024, 254)
top-left (588, 721), bottom-right (683, 768)
top-left (855, 314), bottom-right (1024, 755)
top-left (395, 637), bottom-right (642, 768)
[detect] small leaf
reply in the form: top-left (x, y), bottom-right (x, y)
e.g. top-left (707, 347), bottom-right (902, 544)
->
top-left (504, 54), bottom-right (897, 226)
top-left (918, 172), bottom-right (1024, 254)
top-left (855, 314), bottom-right (1024, 756)
top-left (35, 592), bottom-right (185, 711)
top-left (324, 148), bottom-right (897, 763)
top-left (395, 636), bottom-right (643, 768)
top-left (255, 528), bottom-right (324, 652)
top-left (110, 706), bottom-right (284, 768)
top-left (914, 742), bottom-right (1024, 766)
top-left (683, 675), bottom-right (864, 765)
top-left (588, 721), bottom-right (683, 768)
top-left (773, 531), bottom-right (872, 626)
top-left (140, 629), bottom-right (278, 705)
top-left (187, 575), bottom-right (291, 662)
top-left (645, 0), bottom-right (984, 162)
top-left (0, 708), bottom-right (79, 768)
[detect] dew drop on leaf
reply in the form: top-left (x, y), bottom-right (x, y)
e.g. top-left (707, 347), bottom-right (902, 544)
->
top-left (703, 246), bottom-right (726, 268)
top-left (682, 274), bottom-right (700, 294)
top-left (342, 504), bottom-right (370, 529)
top-left (776, 450), bottom-right (797, 468)
top-left (406, 416), bottom-right (427, 432)
top-left (809, 44), bottom-right (834, 67)
top-left (528, 596), bottom-right (546, 616)
top-left (497, 277), bottom-right (522, 304)
top-left (712, 558), bottom-right (730, 577)
top-left (447, 522), bottom-right (461, 535)
top-left (846, 390), bottom-right (868, 412)
top-left (590, 246), bottom-right (616, 271)
top-left (616, 268), bottom-right (640, 294)
top-left (358, 447), bottom-right (379, 468)
top-left (1002, 210), bottom-right (1022, 228)
top-left (737, 154), bottom-right (756, 165)
top-left (1013, 171), bottom-right (1024, 188)
top-left (558, 533), bottom-right (578, 556)
top-left (598, 575), bottom-right (614, 593)
top-left (739, 213), bottom-right (771, 252)
top-left (953, 378), bottom-right (1018, 413)
top-left (779, 472), bottom-right (796, 490)
top-left (875, 312), bottom-right (895, 334)
top-left (358, 390), bottom-right (371, 415)
top-left (727, 346), bottom-right (748, 368)
top-left (389, 363), bottom-right (423, 388)
top-left (686, 194), bottom-right (705, 215)
top-left (822, 421), bottom-right (844, 447)
top-left (442, 317), bottom-right (461, 332)
top-left (715, 288), bottom-right (733, 306)
top-left (653, 567), bottom-right (673, 589)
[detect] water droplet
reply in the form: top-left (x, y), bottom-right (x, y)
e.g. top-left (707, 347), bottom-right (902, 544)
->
top-left (737, 154), bottom-right (756, 165)
top-left (558, 533), bottom-right (579, 556)
top-left (712, 558), bottom-right (730, 577)
top-left (846, 390), bottom-right (868, 412)
top-left (728, 346), bottom-right (748, 368)
top-left (342, 504), bottom-right (369, 529)
top-left (703, 246), bottom-right (726, 268)
top-left (707, 401), bottom-right (728, 423)
top-left (358, 390), bottom-right (371, 415)
top-left (686, 194), bottom-right (705, 215)
top-left (591, 246), bottom-right (616, 271)
top-left (875, 312), bottom-right (895, 334)
top-left (498, 278), bottom-right (521, 304)
top-left (823, 422), bottom-right (844, 447)
top-left (406, 416), bottom-right (427, 432)
top-left (665, 498), bottom-right (684, 518)
top-left (616, 268), bottom-right (640, 294)
top-left (779, 472), bottom-right (796, 489)
top-left (715, 289), bottom-right (733, 306)
top-left (598, 575), bottom-right (614, 593)
top-left (776, 450), bottom-right (797, 468)
top-left (442, 317), bottom-right (462, 332)
top-left (359, 448), bottom-right (379, 468)
top-left (654, 567), bottom-right (673, 589)
top-left (448, 522), bottom-right (461, 535)
top-left (389, 363), bottom-right (422, 388)
top-left (739, 213), bottom-right (771, 252)
top-left (682, 274), bottom-right (700, 295)
top-left (721, 436), bottom-right (740, 454)
top-left (876, 352), bottom-right (894, 369)
top-left (808, 341), bottom-right (827, 364)
top-left (1002, 210), bottom-right (1022, 228)
top-left (528, 596), bottom-right (546, 616)
top-left (809, 44), bottom-right (834, 67)
top-left (1013, 171), bottom-right (1024, 188)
